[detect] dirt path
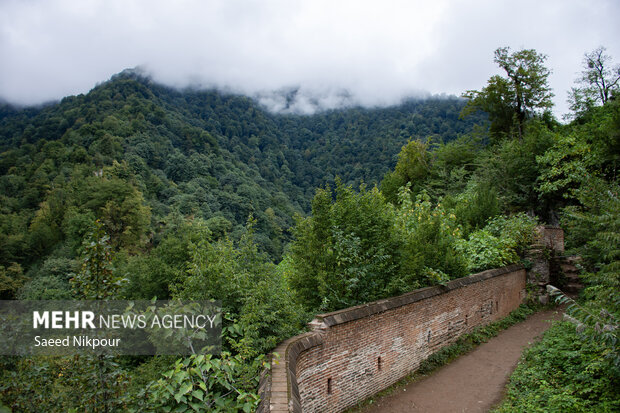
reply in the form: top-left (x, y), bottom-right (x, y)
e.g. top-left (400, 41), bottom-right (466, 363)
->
top-left (362, 308), bottom-right (563, 413)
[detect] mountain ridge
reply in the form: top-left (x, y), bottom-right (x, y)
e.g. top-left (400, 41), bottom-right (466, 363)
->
top-left (0, 70), bottom-right (485, 265)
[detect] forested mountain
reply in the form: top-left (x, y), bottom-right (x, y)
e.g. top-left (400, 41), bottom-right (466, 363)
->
top-left (0, 70), bottom-right (483, 269)
top-left (1, 46), bottom-right (618, 412)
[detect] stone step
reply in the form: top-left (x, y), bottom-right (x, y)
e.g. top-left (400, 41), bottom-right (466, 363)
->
top-left (551, 255), bottom-right (583, 291)
top-left (551, 255), bottom-right (581, 265)
top-left (564, 282), bottom-right (584, 293)
top-left (560, 264), bottom-right (579, 273)
top-left (562, 261), bottom-right (579, 268)
top-left (552, 255), bottom-right (581, 261)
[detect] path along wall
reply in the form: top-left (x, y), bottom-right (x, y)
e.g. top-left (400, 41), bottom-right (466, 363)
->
top-left (258, 264), bottom-right (527, 413)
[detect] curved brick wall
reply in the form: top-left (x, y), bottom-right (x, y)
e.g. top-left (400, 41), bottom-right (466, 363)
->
top-left (258, 264), bottom-right (526, 413)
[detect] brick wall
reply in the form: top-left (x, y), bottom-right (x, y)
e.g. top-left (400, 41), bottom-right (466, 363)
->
top-left (260, 264), bottom-right (526, 413)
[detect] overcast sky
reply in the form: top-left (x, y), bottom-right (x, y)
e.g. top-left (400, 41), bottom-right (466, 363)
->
top-left (1, 0), bottom-right (619, 116)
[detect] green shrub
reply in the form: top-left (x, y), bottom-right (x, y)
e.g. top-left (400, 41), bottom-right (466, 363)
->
top-left (458, 213), bottom-right (537, 272)
top-left (0, 355), bottom-right (129, 412)
top-left (131, 352), bottom-right (263, 413)
top-left (447, 182), bottom-right (501, 236)
top-left (18, 275), bottom-right (72, 299)
top-left (457, 229), bottom-right (516, 272)
top-left (388, 186), bottom-right (467, 294)
top-left (173, 220), bottom-right (304, 358)
top-left (495, 322), bottom-right (620, 412)
top-left (287, 181), bottom-right (401, 312)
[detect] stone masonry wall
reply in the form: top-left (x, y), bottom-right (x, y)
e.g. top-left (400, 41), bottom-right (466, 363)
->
top-left (260, 264), bottom-right (526, 413)
top-left (527, 226), bottom-right (565, 303)
top-left (535, 226), bottom-right (564, 253)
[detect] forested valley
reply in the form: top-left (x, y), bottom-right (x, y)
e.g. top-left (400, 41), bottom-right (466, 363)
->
top-left (0, 46), bottom-right (618, 412)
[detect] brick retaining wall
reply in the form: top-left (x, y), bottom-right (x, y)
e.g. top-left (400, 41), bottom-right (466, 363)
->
top-left (258, 264), bottom-right (526, 412)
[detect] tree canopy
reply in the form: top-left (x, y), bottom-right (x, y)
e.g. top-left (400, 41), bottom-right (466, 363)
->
top-left (1, 46), bottom-right (619, 412)
top-left (462, 47), bottom-right (553, 140)
top-left (568, 46), bottom-right (620, 118)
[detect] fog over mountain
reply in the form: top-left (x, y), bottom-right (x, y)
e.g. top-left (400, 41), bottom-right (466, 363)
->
top-left (1, 0), bottom-right (619, 116)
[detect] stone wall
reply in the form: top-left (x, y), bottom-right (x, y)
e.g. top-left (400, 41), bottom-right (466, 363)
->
top-left (259, 264), bottom-right (526, 412)
top-left (527, 226), bottom-right (566, 303)
top-left (535, 225), bottom-right (564, 253)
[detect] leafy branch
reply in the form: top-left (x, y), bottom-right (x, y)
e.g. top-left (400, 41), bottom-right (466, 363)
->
top-left (547, 285), bottom-right (619, 368)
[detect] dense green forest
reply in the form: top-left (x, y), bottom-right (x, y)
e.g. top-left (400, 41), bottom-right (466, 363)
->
top-left (1, 46), bottom-right (618, 411)
top-left (0, 70), bottom-right (484, 266)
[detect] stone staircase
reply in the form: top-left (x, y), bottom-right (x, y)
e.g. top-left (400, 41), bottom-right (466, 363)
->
top-left (550, 255), bottom-right (583, 296)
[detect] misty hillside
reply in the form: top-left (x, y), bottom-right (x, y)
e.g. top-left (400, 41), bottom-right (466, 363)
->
top-left (1, 43), bottom-right (618, 412)
top-left (1, 0), bottom-right (617, 409)
top-left (0, 70), bottom-right (484, 265)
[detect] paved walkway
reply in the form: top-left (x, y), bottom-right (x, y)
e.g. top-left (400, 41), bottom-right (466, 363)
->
top-left (362, 308), bottom-right (563, 413)
top-left (268, 337), bottom-right (296, 412)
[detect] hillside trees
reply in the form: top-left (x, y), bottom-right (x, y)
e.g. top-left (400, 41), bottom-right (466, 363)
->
top-left (172, 219), bottom-right (305, 357)
top-left (70, 219), bottom-right (125, 299)
top-left (286, 177), bottom-right (536, 313)
top-left (538, 98), bottom-right (620, 205)
top-left (135, 220), bottom-right (306, 412)
top-left (462, 47), bottom-right (553, 141)
top-left (0, 73), bottom-right (485, 272)
top-left (389, 186), bottom-right (468, 292)
top-left (457, 47), bottom-right (558, 219)
top-left (477, 120), bottom-right (556, 215)
top-left (287, 181), bottom-right (401, 311)
top-left (568, 46), bottom-right (620, 117)
top-left (381, 135), bottom-right (487, 205)
top-left (498, 68), bottom-right (620, 413)
top-left (381, 139), bottom-right (432, 203)
top-left (5, 48), bottom-right (618, 410)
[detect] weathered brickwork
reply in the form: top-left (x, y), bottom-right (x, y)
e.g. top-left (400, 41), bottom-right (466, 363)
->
top-left (260, 265), bottom-right (526, 413)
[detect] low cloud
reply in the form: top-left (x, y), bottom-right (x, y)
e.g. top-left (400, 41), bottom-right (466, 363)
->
top-left (1, 0), bottom-right (619, 116)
